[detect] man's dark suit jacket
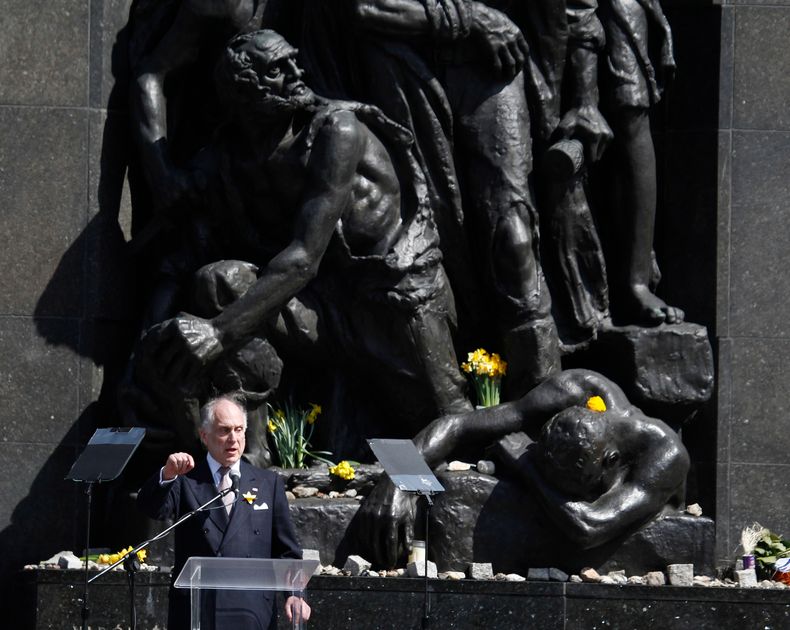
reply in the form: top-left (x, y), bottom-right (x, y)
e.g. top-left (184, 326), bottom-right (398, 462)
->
top-left (137, 459), bottom-right (302, 630)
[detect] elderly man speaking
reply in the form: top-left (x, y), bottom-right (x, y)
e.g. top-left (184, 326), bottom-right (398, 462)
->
top-left (137, 394), bottom-right (310, 629)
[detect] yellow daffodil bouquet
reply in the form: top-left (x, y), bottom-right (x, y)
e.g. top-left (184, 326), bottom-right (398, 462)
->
top-left (94, 546), bottom-right (147, 566)
top-left (329, 460), bottom-right (356, 481)
top-left (266, 401), bottom-right (333, 469)
top-left (461, 348), bottom-right (507, 407)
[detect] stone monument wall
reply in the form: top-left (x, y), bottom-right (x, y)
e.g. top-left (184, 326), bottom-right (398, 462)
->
top-left (713, 0), bottom-right (790, 565)
top-left (0, 0), bottom-right (787, 625)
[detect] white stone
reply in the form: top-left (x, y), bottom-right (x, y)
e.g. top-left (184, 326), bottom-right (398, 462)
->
top-left (667, 564), bottom-right (694, 587)
top-left (735, 568), bottom-right (757, 588)
top-left (302, 549), bottom-right (322, 575)
top-left (599, 576), bottom-right (616, 584)
top-left (580, 567), bottom-right (602, 583)
top-left (58, 553), bottom-right (84, 570)
top-left (505, 573), bottom-right (526, 582)
top-left (344, 489), bottom-right (358, 498)
top-left (646, 571), bottom-right (666, 586)
top-left (627, 576), bottom-right (646, 585)
top-left (292, 486), bottom-right (319, 498)
top-left (447, 460), bottom-right (472, 471)
top-left (476, 460), bottom-right (496, 475)
top-left (42, 551), bottom-right (76, 566)
top-left (407, 560), bottom-right (438, 578)
top-left (343, 555), bottom-right (372, 576)
top-left (468, 562), bottom-right (494, 580)
top-left (441, 571), bottom-right (466, 580)
top-left (607, 570), bottom-right (627, 585)
top-left (685, 503), bottom-right (703, 517)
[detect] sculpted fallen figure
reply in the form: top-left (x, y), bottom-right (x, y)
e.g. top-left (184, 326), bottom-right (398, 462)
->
top-left (358, 368), bottom-right (689, 567)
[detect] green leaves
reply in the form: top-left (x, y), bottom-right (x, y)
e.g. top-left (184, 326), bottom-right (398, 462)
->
top-left (266, 400), bottom-right (332, 469)
top-left (753, 530), bottom-right (790, 572)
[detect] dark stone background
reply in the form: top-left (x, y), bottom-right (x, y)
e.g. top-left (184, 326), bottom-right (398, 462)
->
top-left (0, 0), bottom-right (786, 625)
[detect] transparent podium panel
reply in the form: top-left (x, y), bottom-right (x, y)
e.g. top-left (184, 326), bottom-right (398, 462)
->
top-left (174, 557), bottom-right (319, 630)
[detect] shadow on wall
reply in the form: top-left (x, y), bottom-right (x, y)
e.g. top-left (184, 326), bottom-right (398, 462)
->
top-left (0, 410), bottom-right (90, 628)
top-left (0, 7), bottom-right (152, 627)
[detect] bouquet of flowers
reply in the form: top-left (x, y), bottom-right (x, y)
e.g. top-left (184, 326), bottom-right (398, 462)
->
top-left (461, 348), bottom-right (507, 407)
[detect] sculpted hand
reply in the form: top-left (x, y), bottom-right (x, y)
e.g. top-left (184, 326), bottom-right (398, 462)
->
top-left (556, 105), bottom-right (613, 163)
top-left (357, 477), bottom-right (417, 568)
top-left (142, 314), bottom-right (224, 385)
top-left (470, 4), bottom-right (528, 80)
top-left (163, 452), bottom-right (195, 481)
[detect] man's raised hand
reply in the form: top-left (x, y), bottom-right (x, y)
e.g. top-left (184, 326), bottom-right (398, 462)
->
top-left (163, 452), bottom-right (195, 481)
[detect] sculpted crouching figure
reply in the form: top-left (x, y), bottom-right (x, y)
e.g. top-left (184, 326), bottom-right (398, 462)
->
top-left (130, 30), bottom-right (472, 457)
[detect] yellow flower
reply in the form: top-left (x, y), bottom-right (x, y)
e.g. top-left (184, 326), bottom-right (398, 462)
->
top-left (462, 348), bottom-right (507, 378)
top-left (109, 553), bottom-right (120, 564)
top-left (306, 403), bottom-right (322, 425)
top-left (136, 549), bottom-right (147, 563)
top-left (242, 491), bottom-right (257, 504)
top-left (586, 396), bottom-right (607, 413)
top-left (329, 460), bottom-right (355, 481)
top-left (267, 419), bottom-right (277, 433)
top-left (274, 408), bottom-right (285, 420)
top-left (490, 353), bottom-right (507, 378)
top-left (98, 554), bottom-right (109, 564)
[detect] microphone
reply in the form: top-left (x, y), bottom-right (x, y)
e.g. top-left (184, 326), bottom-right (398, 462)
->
top-left (230, 471), bottom-right (240, 498)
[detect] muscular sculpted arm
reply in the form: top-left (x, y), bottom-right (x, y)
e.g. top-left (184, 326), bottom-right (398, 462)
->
top-left (130, 2), bottom-right (206, 208)
top-left (212, 113), bottom-right (364, 347)
top-left (146, 111), bottom-right (366, 383)
top-left (556, 4), bottom-right (612, 162)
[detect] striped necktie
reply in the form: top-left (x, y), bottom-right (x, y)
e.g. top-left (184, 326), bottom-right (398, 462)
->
top-left (218, 466), bottom-right (234, 514)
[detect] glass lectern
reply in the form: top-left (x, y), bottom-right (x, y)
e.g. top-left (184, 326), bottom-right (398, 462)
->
top-left (174, 557), bottom-right (319, 630)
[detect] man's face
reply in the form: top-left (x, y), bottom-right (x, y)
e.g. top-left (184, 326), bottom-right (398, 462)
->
top-left (199, 399), bottom-right (246, 467)
top-left (248, 36), bottom-right (314, 113)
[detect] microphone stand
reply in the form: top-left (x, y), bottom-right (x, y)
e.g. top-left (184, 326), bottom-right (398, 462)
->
top-left (89, 478), bottom-right (239, 630)
top-left (80, 479), bottom-right (97, 630)
top-left (418, 491), bottom-right (435, 630)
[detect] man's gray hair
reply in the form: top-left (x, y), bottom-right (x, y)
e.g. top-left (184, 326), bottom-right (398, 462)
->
top-left (200, 393), bottom-right (248, 432)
